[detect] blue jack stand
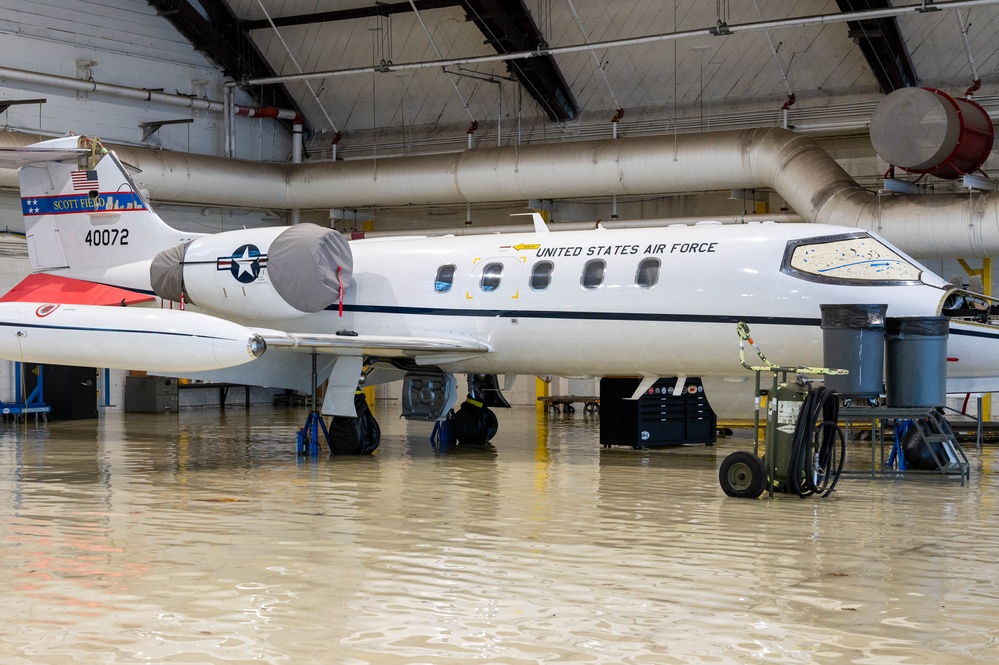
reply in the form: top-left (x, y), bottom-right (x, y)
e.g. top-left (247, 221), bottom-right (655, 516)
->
top-left (297, 411), bottom-right (331, 456)
top-left (297, 351), bottom-right (331, 456)
top-left (888, 419), bottom-right (912, 470)
top-left (430, 409), bottom-right (455, 452)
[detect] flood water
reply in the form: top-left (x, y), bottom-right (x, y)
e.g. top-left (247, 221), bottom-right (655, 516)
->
top-left (1, 403), bottom-right (997, 664)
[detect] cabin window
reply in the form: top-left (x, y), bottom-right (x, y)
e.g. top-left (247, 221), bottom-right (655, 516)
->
top-left (635, 257), bottom-right (661, 288)
top-left (435, 264), bottom-right (456, 293)
top-left (530, 260), bottom-right (554, 290)
top-left (781, 232), bottom-right (922, 285)
top-left (581, 259), bottom-right (606, 289)
top-left (480, 262), bottom-right (503, 292)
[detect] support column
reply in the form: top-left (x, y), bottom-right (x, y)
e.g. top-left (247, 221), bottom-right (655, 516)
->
top-left (957, 257), bottom-right (993, 421)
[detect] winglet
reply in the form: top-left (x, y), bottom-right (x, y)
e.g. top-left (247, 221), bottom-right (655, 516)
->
top-left (510, 212), bottom-right (550, 233)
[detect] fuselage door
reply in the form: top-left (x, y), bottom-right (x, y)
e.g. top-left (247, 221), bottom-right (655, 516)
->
top-left (467, 256), bottom-right (525, 300)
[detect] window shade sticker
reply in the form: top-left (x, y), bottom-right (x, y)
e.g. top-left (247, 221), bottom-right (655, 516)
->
top-left (784, 234), bottom-right (922, 284)
top-left (636, 257), bottom-right (661, 289)
top-left (530, 260), bottom-right (554, 291)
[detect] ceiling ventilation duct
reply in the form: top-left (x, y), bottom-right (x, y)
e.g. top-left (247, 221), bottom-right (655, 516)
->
top-left (4, 126), bottom-right (999, 258)
top-left (870, 87), bottom-right (994, 179)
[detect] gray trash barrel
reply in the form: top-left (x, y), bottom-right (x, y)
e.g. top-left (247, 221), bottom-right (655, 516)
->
top-left (820, 304), bottom-right (888, 397)
top-left (885, 316), bottom-right (949, 407)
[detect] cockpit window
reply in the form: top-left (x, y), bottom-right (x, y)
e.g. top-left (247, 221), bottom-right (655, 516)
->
top-left (581, 259), bottom-right (606, 289)
top-left (781, 232), bottom-right (922, 285)
top-left (635, 258), bottom-right (661, 288)
top-left (480, 262), bottom-right (503, 292)
top-left (435, 264), bottom-right (456, 293)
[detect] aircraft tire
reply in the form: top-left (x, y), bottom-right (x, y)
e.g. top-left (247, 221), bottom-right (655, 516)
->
top-left (329, 392), bottom-right (381, 455)
top-left (719, 451), bottom-right (766, 498)
top-left (451, 401), bottom-right (499, 445)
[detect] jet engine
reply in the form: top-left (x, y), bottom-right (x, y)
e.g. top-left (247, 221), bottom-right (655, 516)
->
top-left (151, 224), bottom-right (352, 320)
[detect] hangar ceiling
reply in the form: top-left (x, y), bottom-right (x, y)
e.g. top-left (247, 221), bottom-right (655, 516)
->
top-left (151, 0), bottom-right (999, 157)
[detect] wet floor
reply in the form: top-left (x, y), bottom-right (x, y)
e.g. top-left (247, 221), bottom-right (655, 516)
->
top-left (1, 403), bottom-right (998, 664)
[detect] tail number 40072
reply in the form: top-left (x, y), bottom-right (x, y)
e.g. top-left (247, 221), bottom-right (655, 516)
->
top-left (85, 228), bottom-right (129, 246)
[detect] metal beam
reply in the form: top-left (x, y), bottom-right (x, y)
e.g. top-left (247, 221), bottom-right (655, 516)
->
top-left (241, 0), bottom-right (460, 31)
top-left (243, 0), bottom-right (995, 87)
top-left (146, 0), bottom-right (306, 127)
top-left (837, 0), bottom-right (918, 92)
top-left (240, 0), bottom-right (578, 123)
top-left (460, 0), bottom-right (579, 122)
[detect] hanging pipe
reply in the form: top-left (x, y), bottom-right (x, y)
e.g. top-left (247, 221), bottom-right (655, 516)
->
top-left (291, 120), bottom-right (304, 224)
top-left (955, 8), bottom-right (981, 97)
top-left (0, 65), bottom-right (299, 124)
top-left (6, 126), bottom-right (999, 258)
top-left (467, 120), bottom-right (478, 150)
top-left (612, 108), bottom-right (625, 139)
top-left (331, 131), bottom-right (343, 161)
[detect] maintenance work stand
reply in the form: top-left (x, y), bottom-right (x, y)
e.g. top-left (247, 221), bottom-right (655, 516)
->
top-left (0, 362), bottom-right (50, 422)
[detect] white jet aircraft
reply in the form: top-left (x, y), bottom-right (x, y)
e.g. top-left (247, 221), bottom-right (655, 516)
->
top-left (1, 135), bottom-right (998, 451)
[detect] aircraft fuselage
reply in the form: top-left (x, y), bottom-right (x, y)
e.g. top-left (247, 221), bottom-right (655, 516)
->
top-left (303, 222), bottom-right (966, 380)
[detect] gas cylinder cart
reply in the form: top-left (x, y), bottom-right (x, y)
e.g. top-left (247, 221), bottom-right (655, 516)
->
top-left (718, 322), bottom-right (848, 499)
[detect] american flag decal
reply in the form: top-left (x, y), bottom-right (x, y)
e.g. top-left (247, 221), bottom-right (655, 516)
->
top-left (71, 170), bottom-right (99, 191)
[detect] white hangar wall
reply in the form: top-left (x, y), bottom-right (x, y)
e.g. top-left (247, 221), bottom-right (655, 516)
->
top-left (0, 1), bottom-right (295, 238)
top-left (0, 0), bottom-right (298, 413)
top-left (0, 0), bottom-right (290, 161)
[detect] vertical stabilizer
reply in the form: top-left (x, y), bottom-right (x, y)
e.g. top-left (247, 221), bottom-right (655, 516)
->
top-left (16, 136), bottom-right (199, 283)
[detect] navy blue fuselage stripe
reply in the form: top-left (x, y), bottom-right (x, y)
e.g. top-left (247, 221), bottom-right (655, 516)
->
top-left (949, 326), bottom-right (999, 340)
top-left (0, 320), bottom-right (230, 341)
top-left (333, 303), bottom-right (818, 326)
top-left (331, 303), bottom-right (999, 337)
top-left (38, 280), bottom-right (999, 339)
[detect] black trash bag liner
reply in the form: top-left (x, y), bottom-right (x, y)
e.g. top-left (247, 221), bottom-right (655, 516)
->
top-left (901, 422), bottom-right (951, 471)
top-left (820, 304), bottom-right (888, 330)
top-left (450, 400), bottom-right (498, 445)
top-left (886, 316), bottom-right (950, 337)
top-left (329, 392), bottom-right (380, 455)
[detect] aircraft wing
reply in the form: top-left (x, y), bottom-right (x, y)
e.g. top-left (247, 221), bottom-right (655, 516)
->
top-left (154, 330), bottom-right (493, 404)
top-left (255, 329), bottom-right (492, 362)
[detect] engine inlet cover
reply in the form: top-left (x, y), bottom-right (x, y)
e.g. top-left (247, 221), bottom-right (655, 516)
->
top-left (150, 225), bottom-right (353, 320)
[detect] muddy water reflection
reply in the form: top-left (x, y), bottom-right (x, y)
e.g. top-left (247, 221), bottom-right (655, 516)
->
top-left (1, 405), bottom-right (997, 663)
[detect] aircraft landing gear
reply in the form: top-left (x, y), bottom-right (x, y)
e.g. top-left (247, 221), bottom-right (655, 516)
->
top-left (297, 392), bottom-right (380, 455)
top-left (449, 398), bottom-right (499, 445)
top-left (297, 411), bottom-right (331, 456)
top-left (298, 351), bottom-right (380, 456)
top-left (329, 391), bottom-right (381, 455)
top-left (446, 374), bottom-right (508, 445)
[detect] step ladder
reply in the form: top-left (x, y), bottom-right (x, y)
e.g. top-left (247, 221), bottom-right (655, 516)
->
top-left (903, 411), bottom-right (970, 483)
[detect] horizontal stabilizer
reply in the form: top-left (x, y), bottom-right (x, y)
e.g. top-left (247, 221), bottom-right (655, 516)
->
top-left (0, 145), bottom-right (89, 169)
top-left (0, 274), bottom-right (155, 306)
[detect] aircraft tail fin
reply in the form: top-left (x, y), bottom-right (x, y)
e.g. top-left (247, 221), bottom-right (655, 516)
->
top-left (5, 135), bottom-right (198, 286)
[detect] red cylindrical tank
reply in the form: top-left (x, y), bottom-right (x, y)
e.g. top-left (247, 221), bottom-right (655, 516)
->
top-left (870, 87), bottom-right (994, 179)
